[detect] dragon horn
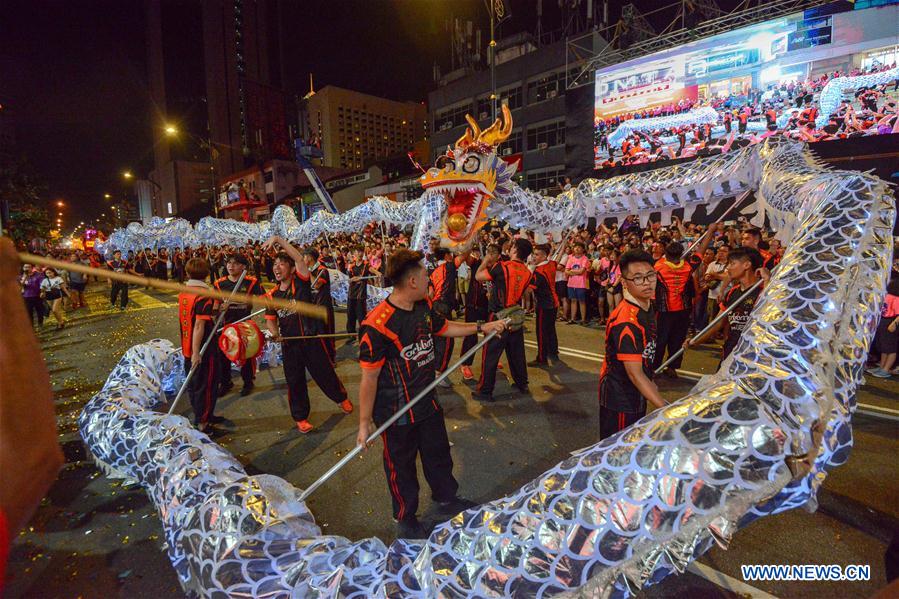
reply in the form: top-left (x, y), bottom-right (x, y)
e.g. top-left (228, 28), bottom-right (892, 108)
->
top-left (465, 114), bottom-right (482, 139)
top-left (454, 113), bottom-right (484, 148)
top-left (478, 103), bottom-right (513, 147)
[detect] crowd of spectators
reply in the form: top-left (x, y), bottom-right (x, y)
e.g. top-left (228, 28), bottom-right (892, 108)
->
top-left (594, 63), bottom-right (899, 170)
top-left (19, 210), bottom-right (899, 379)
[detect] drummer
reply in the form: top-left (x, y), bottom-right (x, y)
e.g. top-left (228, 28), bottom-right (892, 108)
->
top-left (263, 236), bottom-right (353, 434)
top-left (214, 253), bottom-right (266, 397)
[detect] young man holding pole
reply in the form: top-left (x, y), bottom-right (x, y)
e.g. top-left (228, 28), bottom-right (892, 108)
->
top-left (472, 238), bottom-right (534, 402)
top-left (429, 247), bottom-right (460, 386)
top-left (178, 258), bottom-right (222, 433)
top-left (356, 249), bottom-right (507, 538)
top-left (303, 248), bottom-right (336, 361)
top-left (529, 243), bottom-right (560, 366)
top-left (684, 247), bottom-right (768, 366)
top-left (263, 236), bottom-right (352, 434)
top-left (598, 249), bottom-right (667, 440)
top-left (214, 254), bottom-right (265, 397)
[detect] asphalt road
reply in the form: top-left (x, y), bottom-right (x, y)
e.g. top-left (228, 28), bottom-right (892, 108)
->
top-left (5, 283), bottom-right (897, 598)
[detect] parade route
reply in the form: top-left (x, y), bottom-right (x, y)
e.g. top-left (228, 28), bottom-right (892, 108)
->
top-left (4, 284), bottom-right (897, 598)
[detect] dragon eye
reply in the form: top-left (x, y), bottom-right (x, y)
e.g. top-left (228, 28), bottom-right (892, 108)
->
top-left (435, 155), bottom-right (455, 170)
top-left (462, 155), bottom-right (481, 173)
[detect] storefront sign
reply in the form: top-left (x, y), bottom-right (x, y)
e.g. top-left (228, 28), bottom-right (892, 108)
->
top-left (686, 48), bottom-right (760, 77)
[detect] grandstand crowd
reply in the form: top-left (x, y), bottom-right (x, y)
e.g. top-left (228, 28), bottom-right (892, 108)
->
top-left (594, 63), bottom-right (899, 169)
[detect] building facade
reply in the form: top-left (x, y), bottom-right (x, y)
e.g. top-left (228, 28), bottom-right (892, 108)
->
top-left (428, 33), bottom-right (603, 195)
top-left (145, 0), bottom-right (289, 218)
top-left (298, 85), bottom-right (429, 170)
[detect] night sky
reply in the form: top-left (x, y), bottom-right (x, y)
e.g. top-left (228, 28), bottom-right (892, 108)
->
top-left (1, 0), bottom-right (703, 226)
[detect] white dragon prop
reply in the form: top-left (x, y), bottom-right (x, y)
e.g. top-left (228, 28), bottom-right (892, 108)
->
top-left (84, 101), bottom-right (894, 597)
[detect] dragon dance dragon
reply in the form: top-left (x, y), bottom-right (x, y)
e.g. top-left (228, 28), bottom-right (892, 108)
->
top-left (84, 98), bottom-right (894, 596)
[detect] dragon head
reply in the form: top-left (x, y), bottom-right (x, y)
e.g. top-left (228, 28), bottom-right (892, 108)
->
top-left (420, 104), bottom-right (518, 248)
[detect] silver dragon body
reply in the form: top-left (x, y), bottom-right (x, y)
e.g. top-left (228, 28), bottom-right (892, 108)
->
top-left (81, 138), bottom-right (894, 597)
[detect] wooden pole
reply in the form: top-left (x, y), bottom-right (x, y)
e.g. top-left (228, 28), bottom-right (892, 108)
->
top-left (279, 332), bottom-right (356, 341)
top-left (19, 252), bottom-right (327, 321)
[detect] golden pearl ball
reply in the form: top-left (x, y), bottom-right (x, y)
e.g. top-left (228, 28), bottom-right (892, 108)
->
top-left (447, 213), bottom-right (466, 232)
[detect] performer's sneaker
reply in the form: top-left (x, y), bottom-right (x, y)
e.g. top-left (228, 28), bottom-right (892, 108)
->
top-left (497, 362), bottom-right (504, 370)
top-left (395, 516), bottom-right (427, 540)
top-left (339, 399), bottom-right (354, 414)
top-left (436, 497), bottom-right (478, 516)
top-left (471, 391), bottom-right (494, 403)
top-left (240, 381), bottom-right (254, 396)
top-left (461, 366), bottom-right (474, 381)
top-left (296, 420), bottom-right (314, 434)
top-left (436, 375), bottom-right (452, 389)
top-left (527, 359), bottom-right (547, 367)
top-left (663, 367), bottom-right (679, 380)
top-left (220, 380), bottom-right (235, 395)
top-left (515, 384), bottom-right (530, 395)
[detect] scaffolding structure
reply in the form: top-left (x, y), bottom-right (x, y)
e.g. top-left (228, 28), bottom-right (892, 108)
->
top-left (566, 0), bottom-right (827, 89)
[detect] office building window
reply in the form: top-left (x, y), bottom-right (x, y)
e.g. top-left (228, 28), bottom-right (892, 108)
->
top-left (497, 129), bottom-right (523, 156)
top-left (526, 121), bottom-right (565, 150)
top-left (525, 167), bottom-right (565, 193)
top-left (434, 103), bottom-right (472, 132)
top-left (475, 86), bottom-right (522, 119)
top-left (527, 71), bottom-right (567, 104)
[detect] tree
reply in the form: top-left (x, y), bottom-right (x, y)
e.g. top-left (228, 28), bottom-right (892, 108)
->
top-left (0, 151), bottom-right (50, 248)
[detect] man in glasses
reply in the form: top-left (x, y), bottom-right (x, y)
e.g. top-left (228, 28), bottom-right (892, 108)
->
top-left (598, 249), bottom-right (667, 440)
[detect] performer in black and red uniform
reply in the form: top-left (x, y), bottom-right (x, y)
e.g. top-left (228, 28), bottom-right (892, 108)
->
top-left (429, 247), bottom-right (459, 384)
top-left (214, 253), bottom-right (265, 396)
top-left (458, 247), bottom-right (490, 381)
top-left (598, 250), bottom-right (667, 440)
top-left (684, 247), bottom-right (768, 367)
top-left (177, 257), bottom-right (221, 433)
top-left (653, 241), bottom-right (694, 378)
top-left (303, 248), bottom-right (336, 361)
top-left (529, 244), bottom-right (560, 366)
top-left (356, 249), bottom-right (508, 538)
top-left (472, 237), bottom-right (534, 402)
top-left (343, 246), bottom-right (380, 339)
top-left (263, 236), bottom-right (353, 434)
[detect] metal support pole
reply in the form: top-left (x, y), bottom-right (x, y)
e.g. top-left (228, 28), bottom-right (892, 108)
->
top-left (489, 2), bottom-right (497, 120)
top-left (654, 278), bottom-right (764, 375)
top-left (298, 326), bottom-right (505, 502)
top-left (217, 308), bottom-right (265, 333)
top-left (168, 270), bottom-right (248, 415)
top-left (679, 190), bottom-right (751, 260)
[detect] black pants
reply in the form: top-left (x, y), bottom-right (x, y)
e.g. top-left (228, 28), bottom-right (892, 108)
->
top-left (535, 307), bottom-right (559, 362)
top-left (24, 296), bottom-right (44, 326)
top-left (599, 404), bottom-right (643, 440)
top-left (459, 305), bottom-right (488, 366)
top-left (380, 411), bottom-right (458, 521)
top-left (346, 296), bottom-right (367, 334)
top-left (477, 324), bottom-right (527, 396)
top-left (325, 304), bottom-right (336, 361)
top-left (110, 281), bottom-right (128, 308)
top-left (282, 339), bottom-right (347, 422)
top-left (654, 309), bottom-right (690, 371)
top-left (184, 354), bottom-right (219, 425)
top-left (218, 349), bottom-right (256, 388)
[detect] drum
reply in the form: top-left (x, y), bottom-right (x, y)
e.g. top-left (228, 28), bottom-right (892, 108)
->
top-left (218, 320), bottom-right (263, 366)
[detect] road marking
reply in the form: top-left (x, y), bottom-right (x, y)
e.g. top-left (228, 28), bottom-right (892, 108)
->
top-left (688, 562), bottom-right (780, 599)
top-left (523, 340), bottom-right (896, 421)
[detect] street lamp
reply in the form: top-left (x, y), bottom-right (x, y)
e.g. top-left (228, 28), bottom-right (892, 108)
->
top-left (56, 200), bottom-right (64, 208)
top-left (164, 124), bottom-right (178, 136)
top-left (104, 193), bottom-right (111, 199)
top-left (122, 171), bottom-right (133, 180)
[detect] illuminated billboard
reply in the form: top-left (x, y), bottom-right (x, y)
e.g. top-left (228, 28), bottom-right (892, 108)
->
top-left (594, 3), bottom-right (899, 168)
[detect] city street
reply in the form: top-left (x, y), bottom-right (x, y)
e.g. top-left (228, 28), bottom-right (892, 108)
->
top-left (5, 282), bottom-right (897, 598)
